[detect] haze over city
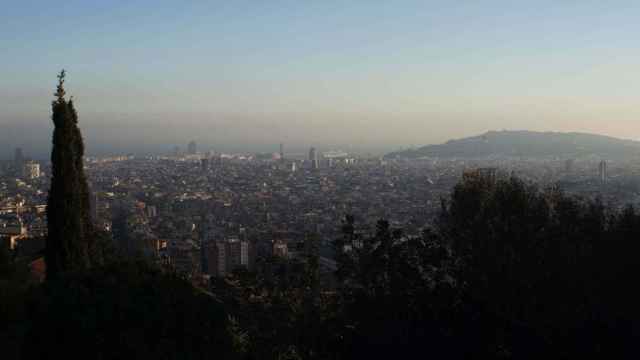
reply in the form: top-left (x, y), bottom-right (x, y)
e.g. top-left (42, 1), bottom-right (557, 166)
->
top-left (4, 1), bottom-right (640, 158)
top-left (9, 1), bottom-right (640, 359)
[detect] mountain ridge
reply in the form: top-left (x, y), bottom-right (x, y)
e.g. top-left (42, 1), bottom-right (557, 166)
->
top-left (386, 130), bottom-right (640, 160)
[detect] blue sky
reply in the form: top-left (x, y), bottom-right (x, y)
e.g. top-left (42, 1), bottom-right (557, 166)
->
top-left (3, 1), bottom-right (640, 156)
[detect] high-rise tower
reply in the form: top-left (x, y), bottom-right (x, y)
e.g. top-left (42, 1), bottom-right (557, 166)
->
top-left (598, 160), bottom-right (607, 184)
top-left (309, 147), bottom-right (319, 170)
top-left (14, 147), bottom-right (24, 168)
top-left (187, 141), bottom-right (197, 155)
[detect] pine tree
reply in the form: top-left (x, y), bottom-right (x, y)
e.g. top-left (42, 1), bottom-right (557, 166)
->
top-left (46, 70), bottom-right (94, 277)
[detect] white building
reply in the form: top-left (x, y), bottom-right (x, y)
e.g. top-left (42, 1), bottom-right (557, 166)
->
top-left (23, 161), bottom-right (40, 179)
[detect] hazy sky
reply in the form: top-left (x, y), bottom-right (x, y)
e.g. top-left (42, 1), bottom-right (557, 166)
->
top-left (3, 1), bottom-right (640, 158)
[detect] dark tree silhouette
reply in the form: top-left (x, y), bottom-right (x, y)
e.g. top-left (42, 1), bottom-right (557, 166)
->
top-left (19, 260), bottom-right (235, 360)
top-left (46, 70), bottom-right (95, 277)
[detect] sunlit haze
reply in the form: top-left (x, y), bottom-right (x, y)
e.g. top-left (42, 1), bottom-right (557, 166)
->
top-left (3, 1), bottom-right (640, 158)
top-left (7, 2), bottom-right (640, 357)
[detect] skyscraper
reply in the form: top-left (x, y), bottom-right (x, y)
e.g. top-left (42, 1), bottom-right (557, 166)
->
top-left (598, 160), bottom-right (607, 184)
top-left (279, 143), bottom-right (284, 161)
top-left (309, 147), bottom-right (319, 170)
top-left (14, 147), bottom-right (24, 168)
top-left (187, 141), bottom-right (197, 155)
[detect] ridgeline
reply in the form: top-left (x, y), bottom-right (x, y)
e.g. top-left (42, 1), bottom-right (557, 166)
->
top-left (386, 130), bottom-right (640, 160)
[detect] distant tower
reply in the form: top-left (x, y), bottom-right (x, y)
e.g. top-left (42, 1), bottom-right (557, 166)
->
top-left (598, 160), bottom-right (607, 183)
top-left (309, 147), bottom-right (319, 170)
top-left (14, 147), bottom-right (24, 167)
top-left (279, 143), bottom-right (284, 161)
top-left (172, 146), bottom-right (180, 157)
top-left (187, 141), bottom-right (197, 155)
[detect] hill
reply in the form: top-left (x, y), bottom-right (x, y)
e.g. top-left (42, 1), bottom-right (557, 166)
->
top-left (386, 130), bottom-right (640, 159)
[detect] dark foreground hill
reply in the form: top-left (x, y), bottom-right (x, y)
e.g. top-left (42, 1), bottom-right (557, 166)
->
top-left (386, 130), bottom-right (640, 159)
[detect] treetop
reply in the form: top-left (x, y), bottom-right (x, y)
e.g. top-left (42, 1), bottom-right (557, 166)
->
top-left (54, 69), bottom-right (66, 101)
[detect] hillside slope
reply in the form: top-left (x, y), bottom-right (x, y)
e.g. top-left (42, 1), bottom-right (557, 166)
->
top-left (386, 130), bottom-right (640, 159)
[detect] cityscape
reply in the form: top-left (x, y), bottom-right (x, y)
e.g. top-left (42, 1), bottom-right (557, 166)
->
top-left (3, 138), bottom-right (639, 283)
top-left (5, 1), bottom-right (640, 359)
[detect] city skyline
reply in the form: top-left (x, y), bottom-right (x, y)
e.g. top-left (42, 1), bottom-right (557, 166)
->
top-left (4, 2), bottom-right (640, 157)
top-left (6, 2), bottom-right (640, 358)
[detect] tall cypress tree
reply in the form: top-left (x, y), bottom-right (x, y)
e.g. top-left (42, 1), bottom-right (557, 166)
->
top-left (46, 70), bottom-right (94, 277)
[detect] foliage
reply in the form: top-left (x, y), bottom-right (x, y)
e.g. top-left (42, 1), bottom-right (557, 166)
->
top-left (212, 233), bottom-right (346, 360)
top-left (0, 249), bottom-right (32, 360)
top-left (46, 70), bottom-right (97, 277)
top-left (439, 173), bottom-right (640, 357)
top-left (2, 259), bottom-right (236, 360)
top-left (219, 173), bottom-right (640, 358)
top-left (336, 219), bottom-right (462, 358)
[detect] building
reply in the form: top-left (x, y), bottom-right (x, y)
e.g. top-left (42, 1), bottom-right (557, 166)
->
top-left (170, 242), bottom-right (197, 276)
top-left (279, 143), bottom-right (284, 161)
top-left (187, 141), bottom-right (197, 155)
top-left (207, 241), bottom-right (227, 277)
top-left (200, 158), bottom-right (210, 172)
top-left (599, 160), bottom-right (607, 183)
top-left (273, 239), bottom-right (288, 258)
top-left (14, 147), bottom-right (24, 168)
top-left (28, 217), bottom-right (47, 238)
top-left (147, 205), bottom-right (158, 218)
top-left (309, 147), bottom-right (319, 170)
top-left (227, 238), bottom-right (251, 271)
top-left (477, 167), bottom-right (497, 182)
top-left (23, 161), bottom-right (40, 179)
top-left (464, 167), bottom-right (498, 184)
top-left (0, 214), bottom-right (27, 250)
top-left (326, 158), bottom-right (334, 168)
top-left (207, 238), bottom-right (252, 277)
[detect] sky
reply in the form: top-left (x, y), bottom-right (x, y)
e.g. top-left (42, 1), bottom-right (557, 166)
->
top-left (3, 0), bottom-right (640, 158)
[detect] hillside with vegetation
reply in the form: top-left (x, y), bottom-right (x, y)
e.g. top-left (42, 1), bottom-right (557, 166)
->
top-left (386, 130), bottom-right (640, 159)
